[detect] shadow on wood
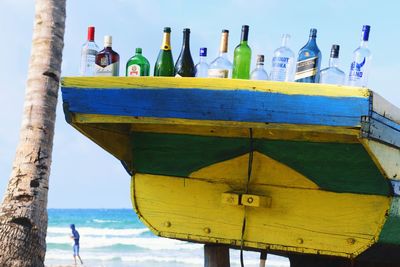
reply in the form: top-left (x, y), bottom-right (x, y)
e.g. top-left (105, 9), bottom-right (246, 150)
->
top-left (204, 244), bottom-right (230, 267)
top-left (289, 254), bottom-right (400, 267)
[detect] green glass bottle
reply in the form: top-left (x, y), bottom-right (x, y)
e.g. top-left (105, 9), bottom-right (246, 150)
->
top-left (126, 48), bottom-right (150, 76)
top-left (232, 25), bottom-right (252, 79)
top-left (154, 27), bottom-right (174, 76)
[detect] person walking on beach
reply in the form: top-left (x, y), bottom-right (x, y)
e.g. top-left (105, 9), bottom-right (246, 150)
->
top-left (70, 224), bottom-right (83, 265)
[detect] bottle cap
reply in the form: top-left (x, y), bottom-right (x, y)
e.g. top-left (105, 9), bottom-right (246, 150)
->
top-left (257, 55), bottom-right (264, 64)
top-left (183, 28), bottom-right (190, 33)
top-left (87, 26), bottom-right (95, 41)
top-left (309, 28), bottom-right (317, 38)
top-left (135, 48), bottom-right (142, 54)
top-left (330, 44), bottom-right (340, 58)
top-left (199, 47), bottom-right (207, 57)
top-left (362, 25), bottom-right (370, 41)
top-left (104, 35), bottom-right (112, 47)
top-left (222, 29), bottom-right (229, 33)
top-left (241, 25), bottom-right (249, 41)
top-left (164, 27), bottom-right (171, 33)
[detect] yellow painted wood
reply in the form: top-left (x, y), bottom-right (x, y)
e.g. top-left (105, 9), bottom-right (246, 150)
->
top-left (221, 192), bottom-right (240, 206)
top-left (241, 194), bottom-right (271, 208)
top-left (131, 172), bottom-right (390, 258)
top-left (362, 139), bottom-right (400, 180)
top-left (190, 152), bottom-right (319, 189)
top-left (62, 77), bottom-right (370, 98)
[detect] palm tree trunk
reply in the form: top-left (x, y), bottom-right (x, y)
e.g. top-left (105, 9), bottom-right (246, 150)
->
top-left (0, 0), bottom-right (66, 266)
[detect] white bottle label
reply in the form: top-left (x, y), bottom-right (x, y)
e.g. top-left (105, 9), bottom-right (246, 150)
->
top-left (95, 62), bottom-right (119, 76)
top-left (127, 64), bottom-right (141, 77)
top-left (208, 69), bottom-right (229, 78)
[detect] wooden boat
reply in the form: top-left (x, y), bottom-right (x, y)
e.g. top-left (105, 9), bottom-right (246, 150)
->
top-left (61, 77), bottom-right (400, 265)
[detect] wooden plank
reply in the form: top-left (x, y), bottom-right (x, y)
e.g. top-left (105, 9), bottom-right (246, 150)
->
top-left (131, 173), bottom-right (390, 258)
top-left (204, 244), bottom-right (230, 267)
top-left (362, 113), bottom-right (400, 148)
top-left (372, 92), bottom-right (400, 125)
top-left (61, 77), bottom-right (370, 98)
top-left (61, 86), bottom-right (369, 127)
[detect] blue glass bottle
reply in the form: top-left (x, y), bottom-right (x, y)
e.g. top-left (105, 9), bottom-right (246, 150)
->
top-left (295, 28), bottom-right (322, 83)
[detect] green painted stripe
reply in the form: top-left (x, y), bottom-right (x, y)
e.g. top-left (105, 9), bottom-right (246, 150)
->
top-left (378, 197), bottom-right (400, 245)
top-left (131, 132), bottom-right (390, 195)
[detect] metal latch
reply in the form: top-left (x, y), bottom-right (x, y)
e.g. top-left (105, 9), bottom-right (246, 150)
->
top-left (221, 192), bottom-right (271, 208)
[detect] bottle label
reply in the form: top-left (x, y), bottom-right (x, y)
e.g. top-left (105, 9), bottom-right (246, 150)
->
top-left (95, 62), bottom-right (119, 76)
top-left (208, 69), bottom-right (229, 78)
top-left (271, 56), bottom-right (290, 81)
top-left (348, 57), bottom-right (366, 81)
top-left (127, 64), bottom-right (141, 77)
top-left (295, 57), bottom-right (318, 80)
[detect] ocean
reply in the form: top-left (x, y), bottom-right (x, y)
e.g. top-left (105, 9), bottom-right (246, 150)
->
top-left (46, 209), bottom-right (290, 267)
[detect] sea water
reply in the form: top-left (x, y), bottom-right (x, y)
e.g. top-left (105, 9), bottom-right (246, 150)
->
top-left (46, 209), bottom-right (289, 267)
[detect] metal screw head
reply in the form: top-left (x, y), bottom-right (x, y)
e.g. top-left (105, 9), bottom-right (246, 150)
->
top-left (204, 227), bottom-right (211, 234)
top-left (347, 238), bottom-right (356, 245)
top-left (297, 238), bottom-right (304, 244)
top-left (247, 197), bottom-right (254, 203)
top-left (164, 221), bottom-right (171, 228)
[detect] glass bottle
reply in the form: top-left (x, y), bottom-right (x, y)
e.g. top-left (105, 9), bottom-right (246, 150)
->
top-left (250, 55), bottom-right (269, 80)
top-left (195, 47), bottom-right (209, 77)
top-left (232, 25), bottom-right (252, 79)
top-left (175, 28), bottom-right (195, 77)
top-left (348, 25), bottom-right (372, 87)
top-left (208, 30), bottom-right (233, 78)
top-left (79, 26), bottom-right (99, 76)
top-left (295, 28), bottom-right (322, 83)
top-left (95, 35), bottom-right (120, 76)
top-left (270, 34), bottom-right (295, 82)
top-left (126, 48), bottom-right (150, 77)
top-left (319, 45), bottom-right (345, 85)
top-left (154, 27), bottom-right (174, 76)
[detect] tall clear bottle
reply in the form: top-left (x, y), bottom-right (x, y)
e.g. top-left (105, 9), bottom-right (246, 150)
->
top-left (232, 25), bottom-right (252, 79)
top-left (208, 30), bottom-right (232, 78)
top-left (95, 35), bottom-right (120, 76)
top-left (79, 26), bottom-right (99, 76)
top-left (250, 55), bottom-right (268, 80)
top-left (295, 28), bottom-right (322, 83)
top-left (154, 27), bottom-right (174, 76)
top-left (348, 25), bottom-right (372, 87)
top-left (175, 28), bottom-right (195, 77)
top-left (319, 45), bottom-right (345, 85)
top-left (270, 34), bottom-right (295, 81)
top-left (195, 47), bottom-right (209, 77)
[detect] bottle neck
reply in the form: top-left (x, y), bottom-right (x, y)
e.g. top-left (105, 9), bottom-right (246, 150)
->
top-left (307, 36), bottom-right (317, 45)
top-left (329, 57), bottom-right (339, 68)
top-left (161, 32), bottom-right (171, 51)
top-left (182, 31), bottom-right (190, 50)
top-left (360, 40), bottom-right (369, 48)
top-left (199, 56), bottom-right (207, 63)
top-left (240, 28), bottom-right (249, 44)
top-left (281, 34), bottom-right (290, 47)
top-left (219, 33), bottom-right (229, 54)
top-left (256, 62), bottom-right (264, 69)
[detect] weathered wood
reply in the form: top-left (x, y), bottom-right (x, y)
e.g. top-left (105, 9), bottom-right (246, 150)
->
top-left (204, 244), bottom-right (230, 267)
top-left (0, 0), bottom-right (66, 266)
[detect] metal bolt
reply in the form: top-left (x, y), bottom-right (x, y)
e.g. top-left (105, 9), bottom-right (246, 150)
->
top-left (297, 238), bottom-right (304, 244)
top-left (247, 197), bottom-right (254, 204)
top-left (347, 238), bottom-right (356, 245)
top-left (204, 227), bottom-right (211, 234)
top-left (164, 221), bottom-right (171, 228)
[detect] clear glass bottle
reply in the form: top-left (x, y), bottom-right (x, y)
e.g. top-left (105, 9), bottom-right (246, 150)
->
top-left (175, 28), bottom-right (195, 77)
top-left (348, 25), bottom-right (372, 87)
top-left (79, 26), bottom-right (99, 76)
top-left (208, 30), bottom-right (233, 78)
top-left (250, 55), bottom-right (268, 80)
top-left (270, 34), bottom-right (295, 82)
top-left (126, 48), bottom-right (150, 77)
top-left (295, 28), bottom-right (322, 83)
top-left (95, 35), bottom-right (120, 76)
top-left (195, 47), bottom-right (209, 77)
top-left (232, 25), bottom-right (252, 79)
top-left (319, 45), bottom-right (345, 85)
top-left (154, 27), bottom-right (174, 76)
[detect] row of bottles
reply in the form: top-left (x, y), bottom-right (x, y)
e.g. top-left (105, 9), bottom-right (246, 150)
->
top-left (80, 25), bottom-right (371, 87)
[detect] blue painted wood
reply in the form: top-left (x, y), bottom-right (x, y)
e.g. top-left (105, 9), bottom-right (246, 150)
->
top-left (362, 112), bottom-right (400, 148)
top-left (61, 87), bottom-right (370, 127)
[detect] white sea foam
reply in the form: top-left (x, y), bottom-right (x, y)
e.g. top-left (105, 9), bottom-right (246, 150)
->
top-left (47, 227), bottom-right (149, 236)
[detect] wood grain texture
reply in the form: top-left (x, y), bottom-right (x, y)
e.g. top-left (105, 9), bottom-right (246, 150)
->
top-left (362, 113), bottom-right (400, 149)
top-left (61, 86), bottom-right (369, 127)
top-left (372, 92), bottom-right (400, 125)
top-left (62, 77), bottom-right (370, 98)
top-left (131, 173), bottom-right (390, 258)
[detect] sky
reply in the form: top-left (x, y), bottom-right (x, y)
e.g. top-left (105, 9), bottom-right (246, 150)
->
top-left (0, 0), bottom-right (400, 208)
